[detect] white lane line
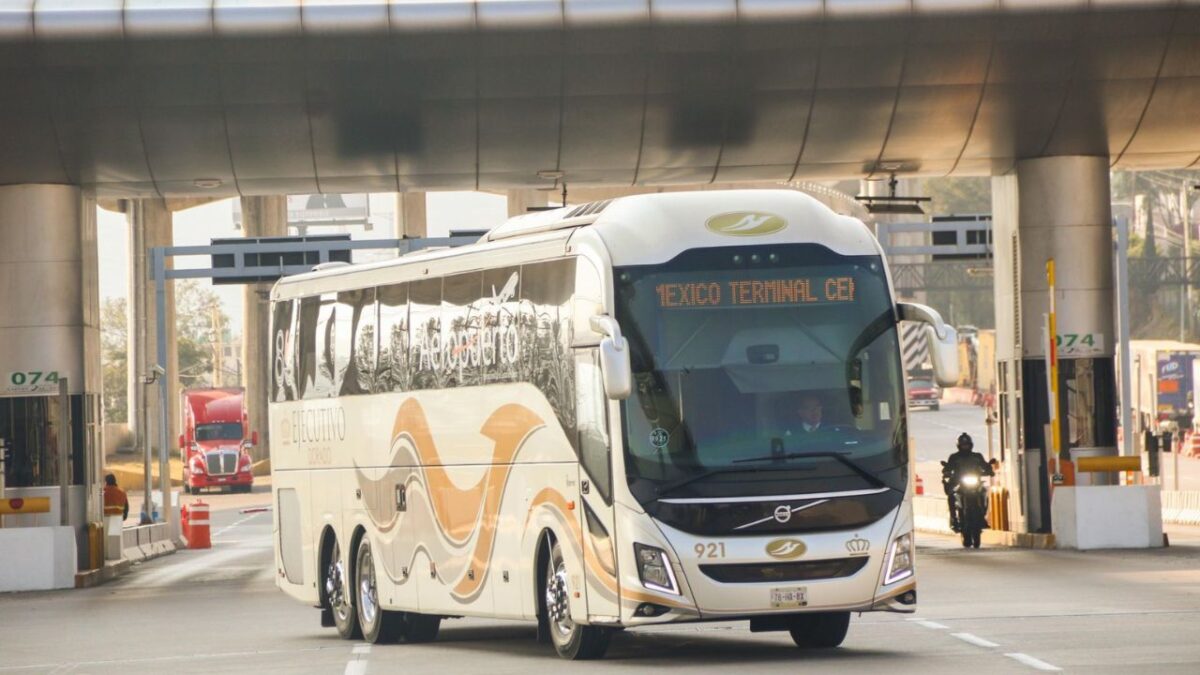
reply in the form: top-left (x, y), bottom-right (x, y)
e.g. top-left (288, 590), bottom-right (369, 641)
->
top-left (1006, 653), bottom-right (1063, 672)
top-left (951, 632), bottom-right (1000, 648)
top-left (914, 620), bottom-right (949, 630)
top-left (212, 510), bottom-right (267, 539)
top-left (345, 644), bottom-right (370, 675)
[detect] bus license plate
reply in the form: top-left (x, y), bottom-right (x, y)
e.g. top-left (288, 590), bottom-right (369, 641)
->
top-left (770, 587), bottom-right (807, 609)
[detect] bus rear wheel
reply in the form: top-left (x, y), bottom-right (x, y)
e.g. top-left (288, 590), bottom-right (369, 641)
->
top-left (542, 539), bottom-right (611, 660)
top-left (356, 538), bottom-right (404, 644)
top-left (788, 612), bottom-right (850, 649)
top-left (324, 537), bottom-right (361, 640)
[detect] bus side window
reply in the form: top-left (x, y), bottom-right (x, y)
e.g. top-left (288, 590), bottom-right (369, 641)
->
top-left (337, 288), bottom-right (376, 396)
top-left (575, 352), bottom-right (612, 503)
top-left (297, 296), bottom-right (320, 399)
top-left (409, 278), bottom-right (443, 390)
top-left (272, 299), bottom-right (297, 402)
top-left (377, 283), bottom-right (408, 393)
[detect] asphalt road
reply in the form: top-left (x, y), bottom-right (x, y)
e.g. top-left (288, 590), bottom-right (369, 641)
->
top-left (1, 407), bottom-right (1198, 673)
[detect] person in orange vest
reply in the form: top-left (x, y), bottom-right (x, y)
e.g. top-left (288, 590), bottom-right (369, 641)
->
top-left (103, 473), bottom-right (129, 520)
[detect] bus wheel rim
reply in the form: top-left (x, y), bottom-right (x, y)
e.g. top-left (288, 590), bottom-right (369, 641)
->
top-left (360, 546), bottom-right (377, 626)
top-left (327, 541), bottom-right (349, 622)
top-left (546, 555), bottom-right (573, 638)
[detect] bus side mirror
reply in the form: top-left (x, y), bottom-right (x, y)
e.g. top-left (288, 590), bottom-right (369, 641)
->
top-left (590, 315), bottom-right (632, 400)
top-left (897, 302), bottom-right (960, 387)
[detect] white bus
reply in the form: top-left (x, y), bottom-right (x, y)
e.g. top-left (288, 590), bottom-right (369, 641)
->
top-left (268, 190), bottom-right (958, 659)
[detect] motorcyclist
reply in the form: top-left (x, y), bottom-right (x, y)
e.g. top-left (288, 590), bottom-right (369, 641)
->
top-left (942, 433), bottom-right (994, 532)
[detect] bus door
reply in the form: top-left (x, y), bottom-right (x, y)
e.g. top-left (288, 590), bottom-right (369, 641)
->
top-left (574, 351), bottom-right (621, 620)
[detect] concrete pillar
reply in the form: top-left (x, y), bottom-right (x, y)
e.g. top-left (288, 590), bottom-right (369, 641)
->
top-left (0, 184), bottom-right (102, 534)
top-left (507, 189), bottom-right (550, 218)
top-left (395, 192), bottom-right (427, 239)
top-left (126, 199), bottom-right (176, 517)
top-left (992, 156), bottom-right (1116, 534)
top-left (240, 196), bottom-right (287, 462)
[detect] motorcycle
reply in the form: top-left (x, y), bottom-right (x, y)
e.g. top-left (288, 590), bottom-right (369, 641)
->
top-left (942, 461), bottom-right (987, 549)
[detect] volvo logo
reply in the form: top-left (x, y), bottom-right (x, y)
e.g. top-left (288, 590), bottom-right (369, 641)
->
top-left (773, 505), bottom-right (793, 523)
top-left (765, 538), bottom-right (807, 560)
top-left (845, 536), bottom-right (870, 556)
top-left (705, 211), bottom-right (787, 237)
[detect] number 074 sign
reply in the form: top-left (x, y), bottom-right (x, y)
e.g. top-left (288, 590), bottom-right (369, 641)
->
top-left (1055, 333), bottom-right (1104, 357)
top-left (4, 370), bottom-right (62, 394)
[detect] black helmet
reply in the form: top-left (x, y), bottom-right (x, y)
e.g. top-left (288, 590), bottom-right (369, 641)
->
top-left (956, 433), bottom-right (974, 451)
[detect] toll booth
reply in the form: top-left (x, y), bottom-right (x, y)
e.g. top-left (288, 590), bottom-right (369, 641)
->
top-left (0, 185), bottom-right (105, 591)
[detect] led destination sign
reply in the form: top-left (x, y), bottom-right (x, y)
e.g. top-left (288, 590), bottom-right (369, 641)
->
top-left (655, 275), bottom-right (857, 309)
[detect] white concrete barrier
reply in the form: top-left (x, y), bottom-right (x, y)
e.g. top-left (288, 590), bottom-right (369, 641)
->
top-left (1161, 491), bottom-right (1200, 525)
top-left (1052, 485), bottom-right (1164, 550)
top-left (0, 526), bottom-right (77, 592)
top-left (913, 496), bottom-right (954, 535)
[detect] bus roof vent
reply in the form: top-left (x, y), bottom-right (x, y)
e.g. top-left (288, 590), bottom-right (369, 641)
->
top-left (485, 205), bottom-right (605, 242)
top-left (565, 199), bottom-right (612, 219)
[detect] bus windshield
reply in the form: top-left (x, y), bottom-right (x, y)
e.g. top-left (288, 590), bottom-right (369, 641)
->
top-left (615, 244), bottom-right (907, 502)
top-left (195, 423), bottom-right (244, 442)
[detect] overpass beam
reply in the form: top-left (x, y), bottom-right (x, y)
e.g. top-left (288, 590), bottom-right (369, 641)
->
top-left (992, 156), bottom-right (1117, 534)
top-left (240, 196), bottom-right (286, 463)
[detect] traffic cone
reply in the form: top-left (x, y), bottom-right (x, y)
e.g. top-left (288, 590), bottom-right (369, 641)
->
top-left (915, 474), bottom-right (925, 496)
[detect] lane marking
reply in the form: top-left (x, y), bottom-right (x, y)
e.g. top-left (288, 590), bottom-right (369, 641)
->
top-left (212, 509), bottom-right (268, 535)
top-left (345, 644), bottom-right (370, 675)
top-left (0, 646), bottom-right (341, 672)
top-left (1006, 653), bottom-right (1063, 672)
top-left (951, 632), bottom-right (1000, 648)
top-left (914, 620), bottom-right (949, 630)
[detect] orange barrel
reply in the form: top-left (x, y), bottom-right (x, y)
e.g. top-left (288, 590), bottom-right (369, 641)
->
top-left (915, 474), bottom-right (925, 496)
top-left (188, 501), bottom-right (211, 549)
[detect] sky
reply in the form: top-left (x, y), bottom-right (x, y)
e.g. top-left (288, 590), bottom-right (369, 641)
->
top-left (96, 191), bottom-right (510, 335)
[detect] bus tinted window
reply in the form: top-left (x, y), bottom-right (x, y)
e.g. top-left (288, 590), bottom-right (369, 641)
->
top-left (520, 259), bottom-right (577, 438)
top-left (272, 299), bottom-right (296, 402)
top-left (409, 278), bottom-right (442, 391)
top-left (443, 272), bottom-right (482, 387)
top-left (481, 266), bottom-right (521, 385)
top-left (377, 283), bottom-right (408, 393)
top-left (337, 288), bottom-right (376, 396)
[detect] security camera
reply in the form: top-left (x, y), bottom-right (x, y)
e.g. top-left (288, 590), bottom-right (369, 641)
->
top-left (152, 364), bottom-right (166, 377)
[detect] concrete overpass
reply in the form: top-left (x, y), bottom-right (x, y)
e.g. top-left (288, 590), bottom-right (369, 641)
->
top-left (0, 1), bottom-right (1192, 565)
top-left (0, 1), bottom-right (1197, 196)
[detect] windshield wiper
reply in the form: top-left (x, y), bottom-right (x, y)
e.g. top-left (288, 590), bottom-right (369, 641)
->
top-left (733, 451), bottom-right (889, 490)
top-left (652, 465), bottom-right (813, 500)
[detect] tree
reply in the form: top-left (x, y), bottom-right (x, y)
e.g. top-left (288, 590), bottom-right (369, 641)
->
top-left (100, 298), bottom-right (128, 424)
top-left (99, 282), bottom-right (236, 423)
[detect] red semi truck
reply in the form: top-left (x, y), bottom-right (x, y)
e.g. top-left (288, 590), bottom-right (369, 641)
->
top-left (179, 387), bottom-right (256, 494)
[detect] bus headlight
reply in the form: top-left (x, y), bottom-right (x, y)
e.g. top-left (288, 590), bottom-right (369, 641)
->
top-left (633, 543), bottom-right (678, 595)
top-left (884, 532), bottom-right (914, 585)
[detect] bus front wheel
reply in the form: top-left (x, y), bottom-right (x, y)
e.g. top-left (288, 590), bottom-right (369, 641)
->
top-left (542, 539), bottom-right (611, 660)
top-left (788, 611), bottom-right (850, 649)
